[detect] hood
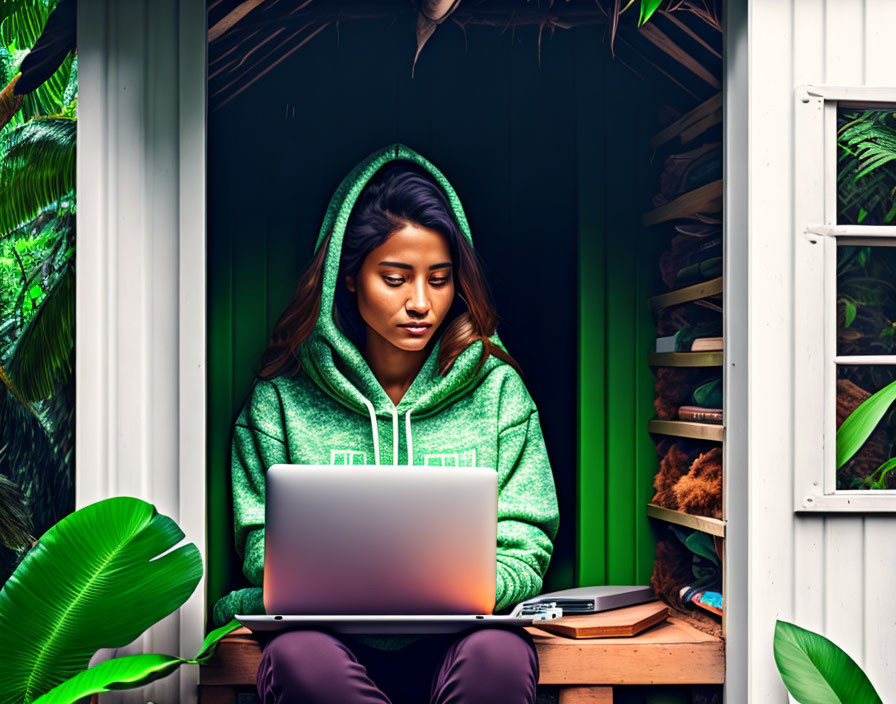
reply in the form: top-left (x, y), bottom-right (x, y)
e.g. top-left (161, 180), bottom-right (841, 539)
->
top-left (297, 143), bottom-right (509, 461)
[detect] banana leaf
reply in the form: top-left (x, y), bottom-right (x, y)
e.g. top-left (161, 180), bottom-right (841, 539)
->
top-left (836, 378), bottom-right (896, 468)
top-left (29, 654), bottom-right (184, 704)
top-left (774, 620), bottom-right (881, 704)
top-left (0, 496), bottom-right (202, 704)
top-left (30, 620), bottom-right (242, 704)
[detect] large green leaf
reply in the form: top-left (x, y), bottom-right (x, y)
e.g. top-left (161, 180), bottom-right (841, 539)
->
top-left (836, 378), bottom-right (896, 468)
top-left (30, 620), bottom-right (242, 704)
top-left (774, 620), bottom-right (881, 704)
top-left (0, 496), bottom-right (202, 704)
top-left (193, 619), bottom-right (242, 664)
top-left (28, 654), bottom-right (184, 704)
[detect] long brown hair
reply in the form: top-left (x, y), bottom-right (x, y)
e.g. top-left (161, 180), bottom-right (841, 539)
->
top-left (257, 161), bottom-right (522, 382)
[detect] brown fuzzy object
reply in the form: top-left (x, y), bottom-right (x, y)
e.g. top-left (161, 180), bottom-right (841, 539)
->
top-left (652, 442), bottom-right (699, 508)
top-left (654, 367), bottom-right (693, 419)
top-left (649, 536), bottom-right (693, 610)
top-left (836, 378), bottom-right (890, 488)
top-left (650, 533), bottom-right (723, 638)
top-left (673, 447), bottom-right (723, 519)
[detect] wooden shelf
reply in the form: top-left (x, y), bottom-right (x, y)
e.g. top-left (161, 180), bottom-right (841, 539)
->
top-left (648, 419), bottom-right (724, 442)
top-left (648, 351), bottom-right (722, 367)
top-left (649, 277), bottom-right (722, 311)
top-left (642, 180), bottom-right (723, 227)
top-left (647, 504), bottom-right (726, 538)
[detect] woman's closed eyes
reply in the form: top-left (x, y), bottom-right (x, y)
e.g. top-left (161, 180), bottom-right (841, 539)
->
top-left (383, 276), bottom-right (452, 287)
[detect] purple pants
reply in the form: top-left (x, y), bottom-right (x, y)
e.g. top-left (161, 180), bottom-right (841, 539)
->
top-left (256, 626), bottom-right (539, 704)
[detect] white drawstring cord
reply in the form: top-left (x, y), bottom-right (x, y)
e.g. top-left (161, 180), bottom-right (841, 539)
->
top-left (360, 395), bottom-right (415, 466)
top-left (405, 408), bottom-right (414, 465)
top-left (359, 396), bottom-right (380, 465)
top-left (390, 407), bottom-right (399, 466)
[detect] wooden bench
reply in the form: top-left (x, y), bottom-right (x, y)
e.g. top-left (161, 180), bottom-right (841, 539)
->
top-left (198, 610), bottom-right (724, 703)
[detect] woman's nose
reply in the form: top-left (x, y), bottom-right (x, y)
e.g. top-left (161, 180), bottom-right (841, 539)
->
top-left (406, 281), bottom-right (430, 312)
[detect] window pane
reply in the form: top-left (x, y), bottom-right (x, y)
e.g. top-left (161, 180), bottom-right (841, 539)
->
top-left (837, 364), bottom-right (896, 490)
top-left (837, 107), bottom-right (896, 226)
top-left (837, 244), bottom-right (896, 356)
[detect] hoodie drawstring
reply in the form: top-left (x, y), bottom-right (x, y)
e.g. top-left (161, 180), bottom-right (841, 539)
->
top-left (359, 396), bottom-right (414, 466)
top-left (406, 408), bottom-right (414, 465)
top-left (359, 397), bottom-right (381, 465)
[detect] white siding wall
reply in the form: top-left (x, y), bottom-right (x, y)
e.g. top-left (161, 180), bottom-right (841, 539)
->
top-left (748, 0), bottom-right (896, 701)
top-left (77, 0), bottom-right (207, 702)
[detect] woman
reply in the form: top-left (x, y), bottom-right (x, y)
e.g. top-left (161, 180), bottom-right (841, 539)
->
top-left (213, 143), bottom-right (560, 704)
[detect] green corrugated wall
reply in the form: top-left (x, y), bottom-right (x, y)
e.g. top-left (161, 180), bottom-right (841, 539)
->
top-left (207, 17), bottom-right (675, 619)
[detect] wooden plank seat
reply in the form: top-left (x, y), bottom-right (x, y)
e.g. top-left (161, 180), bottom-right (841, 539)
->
top-left (198, 610), bottom-right (724, 703)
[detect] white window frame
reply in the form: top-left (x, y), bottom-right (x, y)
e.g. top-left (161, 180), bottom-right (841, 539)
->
top-left (795, 85), bottom-right (896, 512)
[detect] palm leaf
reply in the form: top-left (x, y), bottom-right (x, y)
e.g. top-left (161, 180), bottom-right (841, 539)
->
top-left (0, 359), bottom-right (38, 415)
top-left (0, 380), bottom-right (59, 538)
top-left (0, 496), bottom-right (203, 704)
top-left (0, 473), bottom-right (33, 551)
top-left (774, 620), bottom-right (881, 704)
top-left (836, 378), bottom-right (896, 468)
top-left (7, 264), bottom-right (73, 401)
top-left (0, 117), bottom-right (75, 237)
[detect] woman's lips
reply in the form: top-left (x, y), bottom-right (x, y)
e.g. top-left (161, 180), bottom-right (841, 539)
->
top-left (399, 324), bottom-right (431, 335)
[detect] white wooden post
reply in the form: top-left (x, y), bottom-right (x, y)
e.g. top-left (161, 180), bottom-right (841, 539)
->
top-left (77, 0), bottom-right (207, 701)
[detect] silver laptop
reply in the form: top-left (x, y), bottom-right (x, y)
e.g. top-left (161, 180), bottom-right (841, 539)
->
top-left (237, 463), bottom-right (560, 633)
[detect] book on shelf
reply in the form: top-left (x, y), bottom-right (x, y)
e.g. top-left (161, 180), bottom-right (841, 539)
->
top-left (677, 406), bottom-right (723, 424)
top-left (655, 335), bottom-right (676, 353)
top-left (691, 337), bottom-right (723, 351)
top-left (655, 335), bottom-right (723, 353)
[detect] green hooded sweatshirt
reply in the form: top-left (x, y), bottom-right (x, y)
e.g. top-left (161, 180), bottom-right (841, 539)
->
top-left (212, 143), bottom-right (560, 651)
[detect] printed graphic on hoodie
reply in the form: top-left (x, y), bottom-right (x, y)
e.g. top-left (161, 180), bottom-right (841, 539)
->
top-left (214, 143), bottom-right (560, 651)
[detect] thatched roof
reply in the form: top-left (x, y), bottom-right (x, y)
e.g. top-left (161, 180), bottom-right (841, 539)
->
top-left (207, 0), bottom-right (721, 111)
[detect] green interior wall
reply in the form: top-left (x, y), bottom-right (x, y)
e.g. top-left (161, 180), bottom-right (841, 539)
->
top-left (207, 17), bottom-right (677, 618)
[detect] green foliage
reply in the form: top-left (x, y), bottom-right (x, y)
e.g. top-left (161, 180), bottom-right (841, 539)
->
top-left (31, 618), bottom-right (243, 704)
top-left (836, 378), bottom-right (896, 469)
top-left (850, 456), bottom-right (896, 490)
top-left (31, 655), bottom-right (186, 704)
top-left (774, 620), bottom-right (882, 704)
top-left (837, 110), bottom-right (896, 225)
top-left (618, 0), bottom-right (666, 27)
top-left (638, 0), bottom-right (665, 25)
top-left (0, 0), bottom-right (77, 587)
top-left (0, 497), bottom-right (204, 704)
top-left (0, 117), bottom-right (75, 237)
top-left (7, 264), bottom-right (73, 401)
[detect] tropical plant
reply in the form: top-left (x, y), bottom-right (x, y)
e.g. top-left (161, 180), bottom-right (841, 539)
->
top-left (0, 0), bottom-right (77, 585)
top-left (774, 620), bottom-right (882, 704)
top-left (837, 109), bottom-right (896, 226)
top-left (0, 496), bottom-right (239, 704)
top-left (835, 245), bottom-right (896, 489)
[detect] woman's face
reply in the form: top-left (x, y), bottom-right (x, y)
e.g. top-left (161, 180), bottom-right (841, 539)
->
top-left (345, 223), bottom-right (455, 353)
